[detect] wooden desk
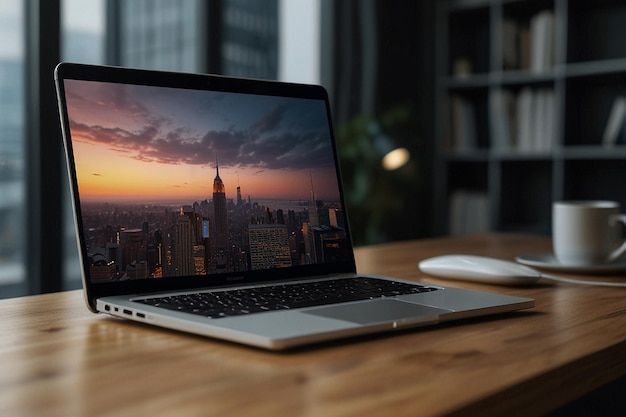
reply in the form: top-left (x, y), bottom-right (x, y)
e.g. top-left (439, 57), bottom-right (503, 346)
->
top-left (2, 234), bottom-right (626, 417)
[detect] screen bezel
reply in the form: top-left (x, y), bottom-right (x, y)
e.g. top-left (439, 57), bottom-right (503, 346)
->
top-left (54, 62), bottom-right (357, 311)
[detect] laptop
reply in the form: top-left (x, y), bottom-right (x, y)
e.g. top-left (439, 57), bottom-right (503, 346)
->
top-left (55, 62), bottom-right (534, 350)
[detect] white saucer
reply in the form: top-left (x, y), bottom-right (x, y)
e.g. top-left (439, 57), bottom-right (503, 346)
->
top-left (515, 253), bottom-right (626, 275)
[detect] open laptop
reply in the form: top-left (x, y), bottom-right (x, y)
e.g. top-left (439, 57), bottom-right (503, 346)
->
top-left (55, 62), bottom-right (534, 350)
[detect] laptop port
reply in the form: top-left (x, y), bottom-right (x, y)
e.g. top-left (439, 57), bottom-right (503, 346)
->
top-left (136, 313), bottom-right (146, 318)
top-left (123, 309), bottom-right (132, 315)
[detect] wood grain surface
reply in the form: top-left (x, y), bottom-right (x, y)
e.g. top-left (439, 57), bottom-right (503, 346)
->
top-left (2, 234), bottom-right (626, 417)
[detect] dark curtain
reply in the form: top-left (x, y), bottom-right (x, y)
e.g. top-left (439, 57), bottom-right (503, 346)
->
top-left (321, 0), bottom-right (436, 245)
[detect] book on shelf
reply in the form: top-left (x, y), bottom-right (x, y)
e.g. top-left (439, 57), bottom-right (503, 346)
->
top-left (519, 22), bottom-right (531, 70)
top-left (502, 17), bottom-right (520, 71)
top-left (529, 10), bottom-right (555, 72)
top-left (448, 190), bottom-right (489, 236)
top-left (501, 10), bottom-right (553, 72)
top-left (489, 87), bottom-right (554, 152)
top-left (602, 96), bottom-right (626, 146)
top-left (453, 58), bottom-right (473, 78)
top-left (530, 89), bottom-right (554, 152)
top-left (516, 87), bottom-right (533, 151)
top-left (489, 89), bottom-right (516, 149)
top-left (449, 95), bottom-right (477, 151)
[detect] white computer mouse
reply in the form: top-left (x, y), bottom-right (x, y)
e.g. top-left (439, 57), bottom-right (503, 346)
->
top-left (418, 254), bottom-right (542, 286)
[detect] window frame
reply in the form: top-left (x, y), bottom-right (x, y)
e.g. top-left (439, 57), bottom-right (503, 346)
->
top-left (24, 0), bottom-right (64, 295)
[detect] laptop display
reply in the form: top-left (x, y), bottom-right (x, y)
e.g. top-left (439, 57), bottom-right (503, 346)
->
top-left (57, 64), bottom-right (359, 304)
top-left (64, 79), bottom-right (347, 281)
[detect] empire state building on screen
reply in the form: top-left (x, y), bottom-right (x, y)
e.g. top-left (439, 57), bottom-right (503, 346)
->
top-left (213, 161), bottom-right (228, 269)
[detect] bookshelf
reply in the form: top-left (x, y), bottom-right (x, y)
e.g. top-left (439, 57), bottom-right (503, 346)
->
top-left (434, 0), bottom-right (626, 236)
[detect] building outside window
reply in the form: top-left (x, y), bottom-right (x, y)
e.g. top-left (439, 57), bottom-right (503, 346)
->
top-left (116, 0), bottom-right (205, 72)
top-left (0, 1), bottom-right (25, 297)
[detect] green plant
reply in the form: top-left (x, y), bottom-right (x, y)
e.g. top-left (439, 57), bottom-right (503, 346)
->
top-left (336, 105), bottom-right (426, 245)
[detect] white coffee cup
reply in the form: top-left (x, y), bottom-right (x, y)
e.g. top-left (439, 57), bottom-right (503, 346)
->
top-left (552, 201), bottom-right (626, 266)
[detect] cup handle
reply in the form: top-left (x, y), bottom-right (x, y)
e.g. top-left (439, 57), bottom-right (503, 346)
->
top-left (608, 214), bottom-right (626, 262)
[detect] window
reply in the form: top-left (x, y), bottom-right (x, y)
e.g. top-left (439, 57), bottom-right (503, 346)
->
top-left (0, 0), bottom-right (320, 299)
top-left (62, 0), bottom-right (106, 64)
top-left (117, 0), bottom-right (204, 72)
top-left (0, 1), bottom-right (25, 297)
top-left (279, 0), bottom-right (320, 84)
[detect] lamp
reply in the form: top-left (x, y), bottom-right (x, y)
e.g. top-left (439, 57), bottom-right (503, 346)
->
top-left (369, 122), bottom-right (411, 171)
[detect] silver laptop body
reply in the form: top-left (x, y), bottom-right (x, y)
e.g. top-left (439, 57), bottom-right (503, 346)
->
top-left (55, 63), bottom-right (534, 350)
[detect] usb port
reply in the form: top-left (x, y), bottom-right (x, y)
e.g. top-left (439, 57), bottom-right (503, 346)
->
top-left (136, 313), bottom-right (146, 318)
top-left (123, 309), bottom-right (132, 315)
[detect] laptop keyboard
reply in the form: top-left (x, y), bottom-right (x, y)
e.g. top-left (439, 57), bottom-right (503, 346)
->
top-left (135, 277), bottom-right (440, 319)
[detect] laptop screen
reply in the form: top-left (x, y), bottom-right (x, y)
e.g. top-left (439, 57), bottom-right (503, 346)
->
top-left (56, 64), bottom-right (355, 301)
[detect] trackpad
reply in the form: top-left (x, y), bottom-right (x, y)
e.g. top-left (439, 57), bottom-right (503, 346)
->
top-left (303, 299), bottom-right (450, 325)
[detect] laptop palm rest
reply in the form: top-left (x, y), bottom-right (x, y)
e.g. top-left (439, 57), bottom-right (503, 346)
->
top-left (303, 299), bottom-right (450, 325)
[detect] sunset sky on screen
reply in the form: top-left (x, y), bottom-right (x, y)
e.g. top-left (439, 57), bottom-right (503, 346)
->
top-left (63, 79), bottom-right (340, 203)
